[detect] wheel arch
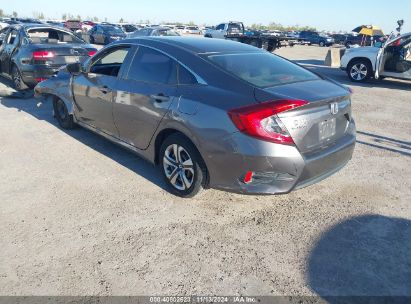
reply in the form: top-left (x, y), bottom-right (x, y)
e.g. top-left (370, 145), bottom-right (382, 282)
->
top-left (154, 128), bottom-right (210, 188)
top-left (44, 93), bottom-right (76, 118)
top-left (348, 57), bottom-right (375, 72)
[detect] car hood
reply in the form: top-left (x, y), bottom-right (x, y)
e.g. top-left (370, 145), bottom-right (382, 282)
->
top-left (254, 79), bottom-right (350, 103)
top-left (346, 46), bottom-right (379, 54)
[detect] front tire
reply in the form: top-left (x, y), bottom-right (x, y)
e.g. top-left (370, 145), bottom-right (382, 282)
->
top-left (53, 98), bottom-right (75, 129)
top-left (159, 134), bottom-right (205, 198)
top-left (319, 41), bottom-right (325, 47)
top-left (11, 65), bottom-right (28, 91)
top-left (347, 59), bottom-right (372, 82)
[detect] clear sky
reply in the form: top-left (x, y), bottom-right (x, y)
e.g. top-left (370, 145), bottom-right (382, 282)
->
top-left (2, 0), bottom-right (410, 33)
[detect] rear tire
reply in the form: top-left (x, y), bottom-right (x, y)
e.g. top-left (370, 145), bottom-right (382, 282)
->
top-left (11, 65), bottom-right (28, 91)
top-left (347, 59), bottom-right (372, 82)
top-left (53, 98), bottom-right (75, 129)
top-left (159, 134), bottom-right (205, 198)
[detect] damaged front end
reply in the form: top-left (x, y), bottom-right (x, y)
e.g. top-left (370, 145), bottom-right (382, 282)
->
top-left (34, 66), bottom-right (76, 116)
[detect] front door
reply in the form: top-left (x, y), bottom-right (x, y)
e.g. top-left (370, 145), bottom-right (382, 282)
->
top-left (72, 45), bottom-right (132, 136)
top-left (0, 29), bottom-right (19, 75)
top-left (377, 34), bottom-right (411, 80)
top-left (113, 45), bottom-right (178, 149)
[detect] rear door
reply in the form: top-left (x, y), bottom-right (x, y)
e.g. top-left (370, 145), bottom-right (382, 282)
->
top-left (72, 44), bottom-right (132, 135)
top-left (0, 29), bottom-right (19, 74)
top-left (113, 45), bottom-right (178, 149)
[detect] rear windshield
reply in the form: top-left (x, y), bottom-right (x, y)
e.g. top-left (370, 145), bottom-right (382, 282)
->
top-left (102, 26), bottom-right (124, 35)
top-left (27, 28), bottom-right (84, 44)
top-left (207, 52), bottom-right (319, 87)
top-left (156, 29), bottom-right (180, 36)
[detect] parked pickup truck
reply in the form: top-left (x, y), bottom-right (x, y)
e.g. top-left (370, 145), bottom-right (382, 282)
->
top-left (204, 21), bottom-right (291, 52)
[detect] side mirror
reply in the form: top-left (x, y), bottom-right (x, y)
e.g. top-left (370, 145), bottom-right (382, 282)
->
top-left (66, 62), bottom-right (82, 75)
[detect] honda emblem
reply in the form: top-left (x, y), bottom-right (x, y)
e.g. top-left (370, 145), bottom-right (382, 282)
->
top-left (330, 103), bottom-right (339, 115)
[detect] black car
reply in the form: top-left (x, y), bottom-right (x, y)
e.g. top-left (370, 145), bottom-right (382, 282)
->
top-left (88, 25), bottom-right (126, 45)
top-left (299, 31), bottom-right (335, 46)
top-left (128, 26), bottom-right (180, 37)
top-left (118, 24), bottom-right (138, 33)
top-left (331, 34), bottom-right (349, 45)
top-left (344, 34), bottom-right (384, 48)
top-left (0, 24), bottom-right (97, 90)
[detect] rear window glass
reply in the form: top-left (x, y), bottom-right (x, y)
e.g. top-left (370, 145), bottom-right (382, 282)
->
top-left (127, 46), bottom-right (177, 84)
top-left (207, 52), bottom-right (319, 87)
top-left (27, 28), bottom-right (84, 44)
top-left (178, 65), bottom-right (197, 85)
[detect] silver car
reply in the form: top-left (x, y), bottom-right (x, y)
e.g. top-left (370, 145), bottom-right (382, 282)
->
top-left (35, 37), bottom-right (356, 197)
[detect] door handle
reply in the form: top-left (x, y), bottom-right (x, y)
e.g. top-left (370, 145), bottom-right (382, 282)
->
top-left (150, 93), bottom-right (170, 103)
top-left (99, 85), bottom-right (111, 94)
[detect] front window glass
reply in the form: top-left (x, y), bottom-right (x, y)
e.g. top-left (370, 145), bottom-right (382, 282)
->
top-left (90, 47), bottom-right (130, 77)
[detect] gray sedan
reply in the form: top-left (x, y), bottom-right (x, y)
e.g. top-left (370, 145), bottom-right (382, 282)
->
top-left (127, 27), bottom-right (180, 37)
top-left (35, 37), bottom-right (356, 197)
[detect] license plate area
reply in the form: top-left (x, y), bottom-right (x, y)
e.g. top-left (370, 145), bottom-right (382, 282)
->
top-left (65, 56), bottom-right (80, 63)
top-left (319, 118), bottom-right (336, 141)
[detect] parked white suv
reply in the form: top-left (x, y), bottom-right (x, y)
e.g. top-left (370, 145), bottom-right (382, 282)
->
top-left (340, 32), bottom-right (411, 82)
top-left (204, 22), bottom-right (243, 39)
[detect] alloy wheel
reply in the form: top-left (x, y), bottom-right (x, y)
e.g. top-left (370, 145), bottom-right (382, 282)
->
top-left (12, 68), bottom-right (22, 90)
top-left (163, 144), bottom-right (194, 191)
top-left (350, 63), bottom-right (368, 81)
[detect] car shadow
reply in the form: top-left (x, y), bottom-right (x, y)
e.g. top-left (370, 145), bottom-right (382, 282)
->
top-left (356, 130), bottom-right (411, 157)
top-left (308, 214), bottom-right (411, 301)
top-left (295, 61), bottom-right (411, 92)
top-left (0, 96), bottom-right (168, 192)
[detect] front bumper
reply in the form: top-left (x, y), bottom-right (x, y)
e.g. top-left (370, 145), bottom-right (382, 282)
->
top-left (205, 128), bottom-right (356, 195)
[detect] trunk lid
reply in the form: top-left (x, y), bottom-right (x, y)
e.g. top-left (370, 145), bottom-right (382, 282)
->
top-left (255, 79), bottom-right (352, 154)
top-left (32, 44), bottom-right (92, 65)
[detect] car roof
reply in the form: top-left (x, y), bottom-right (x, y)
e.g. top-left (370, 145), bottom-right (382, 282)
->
top-left (116, 36), bottom-right (263, 54)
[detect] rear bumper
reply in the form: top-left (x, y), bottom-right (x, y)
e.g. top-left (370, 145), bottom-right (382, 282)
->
top-left (206, 127), bottom-right (356, 195)
top-left (20, 65), bottom-right (62, 87)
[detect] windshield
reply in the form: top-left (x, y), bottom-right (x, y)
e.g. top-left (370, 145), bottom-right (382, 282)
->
top-left (27, 28), bottom-right (84, 44)
top-left (208, 52), bottom-right (319, 87)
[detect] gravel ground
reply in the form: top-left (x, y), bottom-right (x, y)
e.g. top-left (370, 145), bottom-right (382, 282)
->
top-left (0, 45), bottom-right (410, 297)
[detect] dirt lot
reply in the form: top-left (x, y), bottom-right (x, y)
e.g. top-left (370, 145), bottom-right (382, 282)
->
top-left (0, 45), bottom-right (410, 297)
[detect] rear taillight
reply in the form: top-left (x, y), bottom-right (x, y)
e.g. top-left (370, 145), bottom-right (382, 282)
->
top-left (88, 50), bottom-right (97, 57)
top-left (228, 99), bottom-right (308, 145)
top-left (33, 51), bottom-right (54, 59)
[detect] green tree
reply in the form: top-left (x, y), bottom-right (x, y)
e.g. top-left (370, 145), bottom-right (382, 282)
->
top-left (119, 17), bottom-right (124, 23)
top-left (12, 11), bottom-right (18, 18)
top-left (93, 16), bottom-right (99, 22)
